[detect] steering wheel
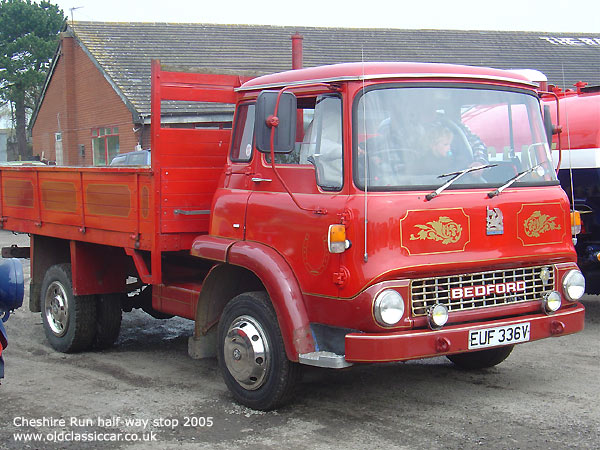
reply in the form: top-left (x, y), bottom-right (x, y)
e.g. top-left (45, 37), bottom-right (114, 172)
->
top-left (437, 119), bottom-right (491, 183)
top-left (365, 147), bottom-right (420, 164)
top-left (362, 147), bottom-right (421, 185)
top-left (441, 119), bottom-right (474, 161)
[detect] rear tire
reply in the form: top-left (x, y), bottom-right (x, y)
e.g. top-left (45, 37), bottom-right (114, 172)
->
top-left (447, 345), bottom-right (514, 370)
top-left (93, 294), bottom-right (122, 349)
top-left (218, 291), bottom-right (300, 411)
top-left (41, 264), bottom-right (96, 353)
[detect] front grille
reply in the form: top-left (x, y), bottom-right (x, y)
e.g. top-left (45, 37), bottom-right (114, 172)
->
top-left (411, 266), bottom-right (554, 317)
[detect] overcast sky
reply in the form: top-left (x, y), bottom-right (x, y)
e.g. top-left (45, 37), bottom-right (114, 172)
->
top-left (52, 0), bottom-right (599, 32)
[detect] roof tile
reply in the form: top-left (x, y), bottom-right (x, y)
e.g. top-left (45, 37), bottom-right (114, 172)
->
top-left (66, 21), bottom-right (600, 118)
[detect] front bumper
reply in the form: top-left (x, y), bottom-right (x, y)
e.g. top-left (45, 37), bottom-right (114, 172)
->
top-left (344, 304), bottom-right (585, 363)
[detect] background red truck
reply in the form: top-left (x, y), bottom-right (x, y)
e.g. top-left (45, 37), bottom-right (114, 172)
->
top-left (541, 85), bottom-right (600, 293)
top-left (0, 61), bottom-right (586, 410)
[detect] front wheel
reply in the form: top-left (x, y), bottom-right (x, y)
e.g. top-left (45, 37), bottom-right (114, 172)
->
top-left (217, 291), bottom-right (300, 411)
top-left (447, 345), bottom-right (514, 370)
top-left (41, 264), bottom-right (96, 353)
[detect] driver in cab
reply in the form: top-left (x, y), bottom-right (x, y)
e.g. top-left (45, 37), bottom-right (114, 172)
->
top-left (366, 99), bottom-right (489, 185)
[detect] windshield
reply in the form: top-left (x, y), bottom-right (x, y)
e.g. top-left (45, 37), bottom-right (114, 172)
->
top-left (354, 86), bottom-right (557, 190)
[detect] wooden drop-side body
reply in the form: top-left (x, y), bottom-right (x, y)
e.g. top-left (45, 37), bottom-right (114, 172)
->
top-left (0, 61), bottom-right (247, 321)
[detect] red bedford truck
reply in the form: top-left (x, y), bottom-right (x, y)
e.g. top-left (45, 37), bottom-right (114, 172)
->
top-left (0, 60), bottom-right (586, 410)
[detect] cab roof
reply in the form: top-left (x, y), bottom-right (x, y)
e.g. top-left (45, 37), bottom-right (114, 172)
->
top-left (238, 62), bottom-right (536, 91)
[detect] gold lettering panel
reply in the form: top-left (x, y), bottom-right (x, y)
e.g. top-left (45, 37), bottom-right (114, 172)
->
top-left (517, 203), bottom-right (566, 246)
top-left (400, 208), bottom-right (470, 255)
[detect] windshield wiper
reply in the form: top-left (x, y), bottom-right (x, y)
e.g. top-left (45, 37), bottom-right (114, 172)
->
top-left (426, 164), bottom-right (496, 201)
top-left (487, 163), bottom-right (543, 198)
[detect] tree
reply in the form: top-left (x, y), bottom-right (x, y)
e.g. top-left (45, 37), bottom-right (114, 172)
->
top-left (0, 0), bottom-right (65, 159)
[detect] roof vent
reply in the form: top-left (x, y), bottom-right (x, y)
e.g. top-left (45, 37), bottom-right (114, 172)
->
top-left (509, 69), bottom-right (548, 90)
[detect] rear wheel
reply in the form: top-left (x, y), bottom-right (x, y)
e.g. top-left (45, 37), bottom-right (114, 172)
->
top-left (41, 264), bottom-right (96, 353)
top-left (93, 294), bottom-right (122, 349)
top-left (217, 291), bottom-right (300, 411)
top-left (447, 345), bottom-right (514, 370)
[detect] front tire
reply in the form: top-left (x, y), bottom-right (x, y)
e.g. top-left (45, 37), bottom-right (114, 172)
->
top-left (217, 291), bottom-right (300, 410)
top-left (447, 345), bottom-right (514, 370)
top-left (41, 264), bottom-right (96, 353)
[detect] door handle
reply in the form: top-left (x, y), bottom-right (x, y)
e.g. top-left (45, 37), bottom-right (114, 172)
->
top-left (174, 209), bottom-right (211, 215)
top-left (251, 177), bottom-right (272, 183)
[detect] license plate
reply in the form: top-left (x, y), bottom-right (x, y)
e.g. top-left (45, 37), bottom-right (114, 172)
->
top-left (468, 322), bottom-right (530, 350)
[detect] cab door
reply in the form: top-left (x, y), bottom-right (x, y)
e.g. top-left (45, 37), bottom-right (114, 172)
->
top-left (210, 103), bottom-right (255, 240)
top-left (246, 95), bottom-right (348, 299)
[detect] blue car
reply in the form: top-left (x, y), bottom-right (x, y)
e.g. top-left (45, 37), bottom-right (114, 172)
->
top-left (0, 258), bottom-right (24, 380)
top-left (109, 149), bottom-right (151, 166)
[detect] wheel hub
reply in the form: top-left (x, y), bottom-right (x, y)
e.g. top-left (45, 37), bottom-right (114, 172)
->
top-left (223, 315), bottom-right (270, 390)
top-left (44, 281), bottom-right (69, 337)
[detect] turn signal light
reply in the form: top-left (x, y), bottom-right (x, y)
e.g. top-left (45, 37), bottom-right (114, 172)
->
top-left (571, 211), bottom-right (581, 235)
top-left (328, 225), bottom-right (351, 254)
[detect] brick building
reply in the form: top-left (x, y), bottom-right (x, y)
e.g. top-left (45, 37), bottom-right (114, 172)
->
top-left (31, 22), bottom-right (600, 166)
top-left (32, 31), bottom-right (139, 165)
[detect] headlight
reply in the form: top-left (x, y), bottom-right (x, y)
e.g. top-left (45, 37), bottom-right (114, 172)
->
top-left (542, 291), bottom-right (562, 314)
top-left (373, 289), bottom-right (404, 326)
top-left (428, 304), bottom-right (449, 330)
top-left (562, 269), bottom-right (585, 301)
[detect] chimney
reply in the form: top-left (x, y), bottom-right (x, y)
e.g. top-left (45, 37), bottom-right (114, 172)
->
top-left (291, 33), bottom-right (303, 70)
top-left (60, 29), bottom-right (77, 165)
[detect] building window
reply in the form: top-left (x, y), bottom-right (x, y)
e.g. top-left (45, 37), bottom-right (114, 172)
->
top-left (91, 127), bottom-right (119, 166)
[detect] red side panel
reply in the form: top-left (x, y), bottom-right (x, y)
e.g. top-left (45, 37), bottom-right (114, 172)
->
top-left (0, 167), bottom-right (154, 250)
top-left (158, 128), bottom-right (230, 234)
top-left (158, 70), bottom-right (247, 104)
top-left (152, 283), bottom-right (202, 320)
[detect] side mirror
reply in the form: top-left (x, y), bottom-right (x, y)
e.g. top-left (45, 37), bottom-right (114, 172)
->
top-left (543, 104), bottom-right (554, 146)
top-left (255, 91), bottom-right (297, 153)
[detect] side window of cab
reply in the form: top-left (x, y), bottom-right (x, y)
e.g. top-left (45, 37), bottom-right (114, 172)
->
top-left (301, 95), bottom-right (343, 190)
top-left (230, 103), bottom-right (255, 162)
top-left (270, 95), bottom-right (344, 190)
